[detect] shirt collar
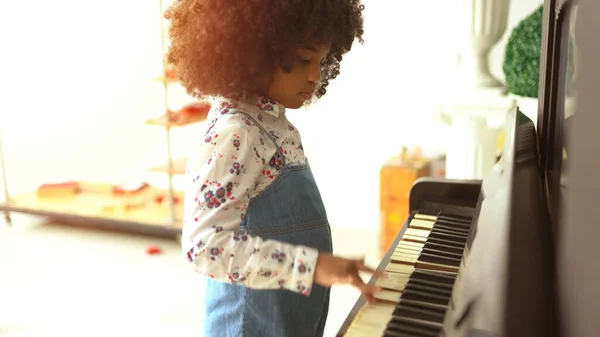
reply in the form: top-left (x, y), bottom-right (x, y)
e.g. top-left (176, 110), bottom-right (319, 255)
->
top-left (253, 96), bottom-right (285, 117)
top-left (218, 96), bottom-right (285, 118)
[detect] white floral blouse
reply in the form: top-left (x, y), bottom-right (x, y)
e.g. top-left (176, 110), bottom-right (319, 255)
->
top-left (181, 97), bottom-right (319, 296)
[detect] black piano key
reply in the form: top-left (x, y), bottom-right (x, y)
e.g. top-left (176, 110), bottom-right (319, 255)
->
top-left (429, 227), bottom-right (468, 238)
top-left (431, 213), bottom-right (471, 222)
top-left (408, 276), bottom-right (455, 290)
top-left (401, 285), bottom-right (451, 308)
top-left (416, 210), bottom-right (470, 223)
top-left (429, 228), bottom-right (468, 242)
top-left (431, 216), bottom-right (470, 226)
top-left (420, 247), bottom-right (463, 260)
top-left (414, 250), bottom-right (462, 273)
top-left (399, 298), bottom-right (450, 311)
top-left (392, 307), bottom-right (444, 325)
top-left (398, 298), bottom-right (448, 315)
top-left (387, 317), bottom-right (442, 337)
top-left (431, 223), bottom-right (470, 235)
top-left (434, 223), bottom-right (471, 234)
top-left (431, 224), bottom-right (470, 236)
top-left (434, 218), bottom-right (472, 229)
top-left (385, 322), bottom-right (440, 337)
top-left (439, 219), bottom-right (471, 227)
top-left (427, 228), bottom-right (467, 244)
top-left (417, 210), bottom-right (472, 221)
top-left (425, 236), bottom-right (464, 248)
top-left (427, 231), bottom-right (467, 244)
top-left (393, 300), bottom-right (446, 323)
top-left (424, 239), bottom-right (465, 252)
top-left (430, 224), bottom-right (470, 236)
top-left (401, 287), bottom-right (451, 306)
top-left (411, 269), bottom-right (456, 285)
top-left (423, 241), bottom-right (464, 256)
top-left (437, 213), bottom-right (472, 223)
top-left (421, 248), bottom-right (462, 261)
top-left (418, 252), bottom-right (462, 267)
top-left (406, 279), bottom-right (453, 298)
top-left (422, 243), bottom-right (463, 258)
top-left (383, 331), bottom-right (423, 337)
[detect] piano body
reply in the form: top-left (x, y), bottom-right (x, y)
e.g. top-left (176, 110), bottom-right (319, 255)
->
top-left (336, 0), bottom-right (591, 335)
top-left (337, 106), bottom-right (555, 337)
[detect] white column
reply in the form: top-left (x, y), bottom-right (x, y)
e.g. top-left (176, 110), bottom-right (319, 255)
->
top-left (456, 0), bottom-right (511, 91)
top-left (435, 97), bottom-right (514, 180)
top-left (446, 115), bottom-right (497, 180)
top-left (432, 0), bottom-right (513, 180)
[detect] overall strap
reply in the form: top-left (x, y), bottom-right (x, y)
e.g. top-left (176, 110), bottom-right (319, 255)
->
top-left (232, 110), bottom-right (287, 166)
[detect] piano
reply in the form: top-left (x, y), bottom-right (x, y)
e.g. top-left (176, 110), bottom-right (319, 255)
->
top-left (336, 0), bottom-right (592, 335)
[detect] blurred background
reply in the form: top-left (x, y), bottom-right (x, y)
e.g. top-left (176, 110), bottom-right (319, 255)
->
top-left (0, 0), bottom-right (545, 336)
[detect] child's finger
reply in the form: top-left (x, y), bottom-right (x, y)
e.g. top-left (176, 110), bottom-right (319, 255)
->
top-left (355, 260), bottom-right (385, 277)
top-left (348, 272), bottom-right (382, 296)
top-left (363, 291), bottom-right (376, 304)
top-left (348, 272), bottom-right (367, 290)
top-left (362, 285), bottom-right (382, 304)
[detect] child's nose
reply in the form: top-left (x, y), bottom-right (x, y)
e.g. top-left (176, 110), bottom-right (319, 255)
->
top-left (308, 64), bottom-right (322, 83)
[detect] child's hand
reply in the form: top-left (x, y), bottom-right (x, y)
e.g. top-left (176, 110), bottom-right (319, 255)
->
top-left (313, 253), bottom-right (384, 304)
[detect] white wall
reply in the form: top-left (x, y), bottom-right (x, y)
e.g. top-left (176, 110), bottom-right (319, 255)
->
top-left (0, 0), bottom-right (542, 231)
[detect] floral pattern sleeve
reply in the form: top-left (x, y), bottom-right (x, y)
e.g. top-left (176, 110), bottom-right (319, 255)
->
top-left (182, 114), bottom-right (319, 296)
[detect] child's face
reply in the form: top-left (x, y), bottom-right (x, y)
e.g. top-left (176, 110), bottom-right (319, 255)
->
top-left (267, 42), bottom-right (331, 109)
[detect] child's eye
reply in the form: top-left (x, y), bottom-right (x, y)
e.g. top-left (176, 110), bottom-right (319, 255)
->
top-left (296, 55), bottom-right (311, 64)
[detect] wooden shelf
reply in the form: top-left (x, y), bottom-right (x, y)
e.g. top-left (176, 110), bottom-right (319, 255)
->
top-left (154, 75), bottom-right (178, 85)
top-left (149, 157), bottom-right (187, 175)
top-left (153, 66), bottom-right (178, 84)
top-left (0, 182), bottom-right (185, 238)
top-left (145, 101), bottom-right (211, 128)
top-left (145, 113), bottom-right (207, 128)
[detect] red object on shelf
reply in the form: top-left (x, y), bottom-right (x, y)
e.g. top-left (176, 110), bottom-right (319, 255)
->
top-left (146, 245), bottom-right (162, 255)
top-left (168, 101), bottom-right (212, 122)
top-left (164, 67), bottom-right (176, 81)
top-left (153, 194), bottom-right (181, 205)
top-left (112, 182), bottom-right (149, 196)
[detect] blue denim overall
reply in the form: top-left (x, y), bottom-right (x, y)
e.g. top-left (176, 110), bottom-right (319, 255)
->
top-left (203, 111), bottom-right (333, 337)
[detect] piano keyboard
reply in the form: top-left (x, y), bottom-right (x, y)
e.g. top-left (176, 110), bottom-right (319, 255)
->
top-left (342, 212), bottom-right (473, 337)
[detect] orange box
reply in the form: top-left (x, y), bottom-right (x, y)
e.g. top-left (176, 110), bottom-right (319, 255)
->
top-left (379, 157), bottom-right (430, 257)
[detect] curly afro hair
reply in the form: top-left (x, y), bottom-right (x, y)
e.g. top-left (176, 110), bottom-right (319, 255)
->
top-left (164, 0), bottom-right (365, 101)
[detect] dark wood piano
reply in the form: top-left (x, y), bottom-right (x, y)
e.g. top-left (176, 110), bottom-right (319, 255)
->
top-left (335, 0), bottom-right (592, 335)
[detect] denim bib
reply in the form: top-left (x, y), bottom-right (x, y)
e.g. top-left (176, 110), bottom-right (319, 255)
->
top-left (203, 111), bottom-right (333, 337)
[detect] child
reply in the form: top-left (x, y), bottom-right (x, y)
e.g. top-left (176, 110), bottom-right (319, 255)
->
top-left (165, 1), bottom-right (380, 336)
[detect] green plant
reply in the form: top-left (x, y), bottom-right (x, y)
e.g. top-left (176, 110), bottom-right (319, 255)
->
top-left (503, 5), bottom-right (544, 98)
top-left (503, 5), bottom-right (577, 98)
